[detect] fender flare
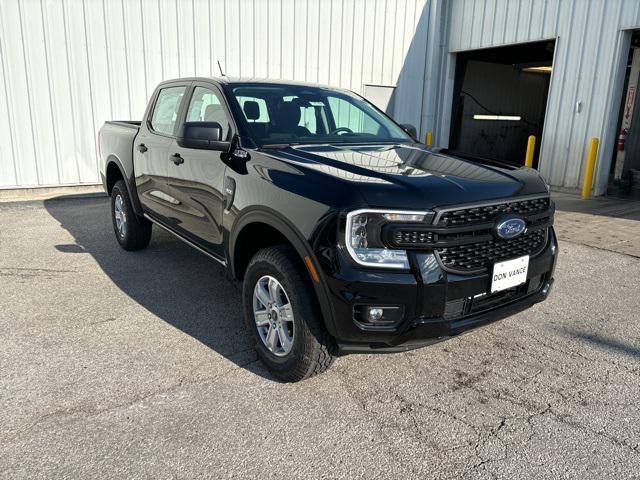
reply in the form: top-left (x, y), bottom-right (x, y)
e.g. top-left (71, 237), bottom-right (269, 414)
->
top-left (229, 206), bottom-right (338, 337)
top-left (105, 155), bottom-right (144, 216)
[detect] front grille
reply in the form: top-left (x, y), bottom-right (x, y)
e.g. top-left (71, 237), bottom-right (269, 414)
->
top-left (393, 230), bottom-right (435, 246)
top-left (435, 228), bottom-right (548, 273)
top-left (383, 195), bottom-right (553, 275)
top-left (436, 197), bottom-right (550, 226)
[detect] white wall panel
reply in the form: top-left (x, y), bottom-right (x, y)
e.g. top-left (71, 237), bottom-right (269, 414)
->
top-left (0, 4), bottom-right (17, 186)
top-left (22, 0), bottom-right (57, 185)
top-left (2, 0), bottom-right (40, 186)
top-left (3, 0), bottom-right (430, 185)
top-left (0, 0), bottom-right (430, 189)
top-left (393, 0), bottom-right (441, 139)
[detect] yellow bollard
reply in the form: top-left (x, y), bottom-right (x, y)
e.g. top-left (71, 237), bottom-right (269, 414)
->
top-left (524, 135), bottom-right (536, 168)
top-left (581, 137), bottom-right (600, 199)
top-left (425, 131), bottom-right (433, 147)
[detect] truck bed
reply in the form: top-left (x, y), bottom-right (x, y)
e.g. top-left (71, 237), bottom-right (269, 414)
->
top-left (104, 120), bottom-right (141, 129)
top-left (99, 121), bottom-right (141, 188)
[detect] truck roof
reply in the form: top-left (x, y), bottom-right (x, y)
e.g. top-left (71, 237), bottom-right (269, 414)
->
top-left (157, 76), bottom-right (346, 91)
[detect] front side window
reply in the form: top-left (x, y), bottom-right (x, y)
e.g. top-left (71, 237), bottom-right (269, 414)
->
top-left (185, 86), bottom-right (232, 140)
top-left (150, 86), bottom-right (186, 135)
top-left (229, 85), bottom-right (411, 146)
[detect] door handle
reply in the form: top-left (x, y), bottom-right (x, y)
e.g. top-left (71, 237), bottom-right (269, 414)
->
top-left (171, 153), bottom-right (184, 165)
top-left (137, 143), bottom-right (148, 153)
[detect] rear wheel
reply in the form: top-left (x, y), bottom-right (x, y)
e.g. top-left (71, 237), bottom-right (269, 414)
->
top-left (242, 246), bottom-right (335, 382)
top-left (110, 179), bottom-right (152, 251)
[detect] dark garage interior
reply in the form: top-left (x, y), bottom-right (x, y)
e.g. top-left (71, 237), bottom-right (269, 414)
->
top-left (449, 40), bottom-right (556, 168)
top-left (609, 30), bottom-right (640, 199)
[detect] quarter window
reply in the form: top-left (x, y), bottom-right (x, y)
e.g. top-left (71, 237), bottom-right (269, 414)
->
top-left (150, 86), bottom-right (186, 135)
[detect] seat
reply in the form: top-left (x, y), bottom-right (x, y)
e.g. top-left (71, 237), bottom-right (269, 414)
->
top-left (273, 102), bottom-right (311, 137)
top-left (203, 104), bottom-right (229, 139)
top-left (243, 100), bottom-right (269, 140)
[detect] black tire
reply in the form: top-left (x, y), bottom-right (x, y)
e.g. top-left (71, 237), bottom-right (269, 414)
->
top-left (110, 179), bottom-right (152, 251)
top-left (243, 246), bottom-right (335, 382)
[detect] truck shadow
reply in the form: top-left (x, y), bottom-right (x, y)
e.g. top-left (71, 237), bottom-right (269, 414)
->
top-left (559, 328), bottom-right (640, 361)
top-left (44, 194), bottom-right (272, 380)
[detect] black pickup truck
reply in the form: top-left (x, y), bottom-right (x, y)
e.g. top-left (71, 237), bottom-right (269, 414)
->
top-left (99, 77), bottom-right (557, 381)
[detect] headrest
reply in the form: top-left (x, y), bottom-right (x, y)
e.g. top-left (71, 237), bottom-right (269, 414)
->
top-left (204, 104), bottom-right (223, 121)
top-left (243, 101), bottom-right (260, 120)
top-left (277, 102), bottom-right (302, 128)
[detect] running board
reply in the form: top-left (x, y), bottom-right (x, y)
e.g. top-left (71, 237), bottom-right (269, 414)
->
top-left (143, 213), bottom-right (227, 267)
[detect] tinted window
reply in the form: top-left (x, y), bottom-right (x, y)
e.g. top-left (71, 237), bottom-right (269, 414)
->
top-left (185, 87), bottom-right (232, 141)
top-left (150, 86), bottom-right (186, 135)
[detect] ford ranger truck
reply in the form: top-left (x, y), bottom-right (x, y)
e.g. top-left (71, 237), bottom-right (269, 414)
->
top-left (98, 78), bottom-right (557, 382)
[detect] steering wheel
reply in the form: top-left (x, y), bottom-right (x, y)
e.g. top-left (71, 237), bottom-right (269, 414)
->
top-left (329, 127), bottom-right (354, 135)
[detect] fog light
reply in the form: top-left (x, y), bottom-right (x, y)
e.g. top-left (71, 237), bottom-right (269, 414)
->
top-left (354, 305), bottom-right (405, 327)
top-left (367, 308), bottom-right (384, 322)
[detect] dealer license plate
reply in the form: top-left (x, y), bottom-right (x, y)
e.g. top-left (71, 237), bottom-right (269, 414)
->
top-left (490, 255), bottom-right (529, 293)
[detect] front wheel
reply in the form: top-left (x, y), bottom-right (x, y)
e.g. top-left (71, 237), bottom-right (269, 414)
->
top-left (242, 246), bottom-right (335, 382)
top-left (110, 179), bottom-right (152, 251)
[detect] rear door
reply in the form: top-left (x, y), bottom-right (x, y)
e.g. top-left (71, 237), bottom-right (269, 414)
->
top-left (163, 82), bottom-right (234, 259)
top-left (133, 82), bottom-right (189, 223)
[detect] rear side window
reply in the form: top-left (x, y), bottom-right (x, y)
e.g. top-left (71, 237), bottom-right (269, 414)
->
top-left (150, 86), bottom-right (186, 135)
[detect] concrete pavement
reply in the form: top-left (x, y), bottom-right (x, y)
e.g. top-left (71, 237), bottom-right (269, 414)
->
top-left (1, 196), bottom-right (639, 479)
top-left (553, 191), bottom-right (640, 257)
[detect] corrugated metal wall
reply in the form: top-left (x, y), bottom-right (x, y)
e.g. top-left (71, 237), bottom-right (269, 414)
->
top-left (4, 0), bottom-right (639, 195)
top-left (0, 0), bottom-right (430, 189)
top-left (447, 0), bottom-right (640, 194)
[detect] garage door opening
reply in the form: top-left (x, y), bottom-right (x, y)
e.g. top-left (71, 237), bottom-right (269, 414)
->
top-left (608, 31), bottom-right (640, 200)
top-left (448, 40), bottom-right (556, 168)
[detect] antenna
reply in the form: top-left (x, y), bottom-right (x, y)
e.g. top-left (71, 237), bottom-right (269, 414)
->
top-left (217, 60), bottom-right (225, 76)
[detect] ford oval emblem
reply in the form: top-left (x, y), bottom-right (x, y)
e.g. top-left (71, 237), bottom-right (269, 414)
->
top-left (495, 217), bottom-right (526, 239)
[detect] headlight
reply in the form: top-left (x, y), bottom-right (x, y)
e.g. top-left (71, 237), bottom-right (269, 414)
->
top-left (345, 209), bottom-right (430, 269)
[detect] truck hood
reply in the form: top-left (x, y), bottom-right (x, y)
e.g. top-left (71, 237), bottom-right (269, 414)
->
top-left (262, 143), bottom-right (548, 209)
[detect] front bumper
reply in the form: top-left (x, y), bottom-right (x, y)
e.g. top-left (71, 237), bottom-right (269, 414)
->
top-left (321, 228), bottom-right (558, 352)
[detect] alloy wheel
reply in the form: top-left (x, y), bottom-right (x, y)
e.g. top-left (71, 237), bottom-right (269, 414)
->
top-left (252, 275), bottom-right (295, 357)
top-left (114, 194), bottom-right (127, 238)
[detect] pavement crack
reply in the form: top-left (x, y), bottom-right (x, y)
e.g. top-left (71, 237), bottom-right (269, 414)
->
top-left (88, 317), bottom-right (118, 326)
top-left (543, 405), bottom-right (640, 455)
top-left (332, 368), bottom-right (430, 478)
top-left (10, 356), bottom-right (262, 440)
top-left (472, 403), bottom-right (551, 475)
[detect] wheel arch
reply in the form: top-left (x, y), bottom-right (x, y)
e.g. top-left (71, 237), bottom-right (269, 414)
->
top-left (105, 158), bottom-right (124, 194)
top-left (104, 155), bottom-right (143, 216)
top-left (230, 207), bottom-right (338, 337)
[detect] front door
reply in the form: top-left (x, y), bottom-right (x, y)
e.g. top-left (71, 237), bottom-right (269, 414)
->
top-left (133, 83), bottom-right (188, 224)
top-left (164, 83), bottom-right (234, 259)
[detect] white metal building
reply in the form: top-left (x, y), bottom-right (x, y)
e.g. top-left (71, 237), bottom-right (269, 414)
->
top-left (2, 0), bottom-right (640, 197)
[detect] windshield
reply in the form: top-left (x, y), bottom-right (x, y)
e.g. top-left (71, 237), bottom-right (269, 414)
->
top-left (229, 84), bottom-right (412, 146)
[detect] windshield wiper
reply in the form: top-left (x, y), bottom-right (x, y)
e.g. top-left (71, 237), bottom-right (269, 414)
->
top-left (261, 143), bottom-right (295, 149)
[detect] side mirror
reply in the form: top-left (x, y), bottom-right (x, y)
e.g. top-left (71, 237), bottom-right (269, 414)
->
top-left (400, 123), bottom-right (417, 140)
top-left (177, 121), bottom-right (230, 151)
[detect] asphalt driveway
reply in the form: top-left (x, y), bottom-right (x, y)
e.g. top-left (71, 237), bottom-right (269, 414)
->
top-left (1, 196), bottom-right (639, 479)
